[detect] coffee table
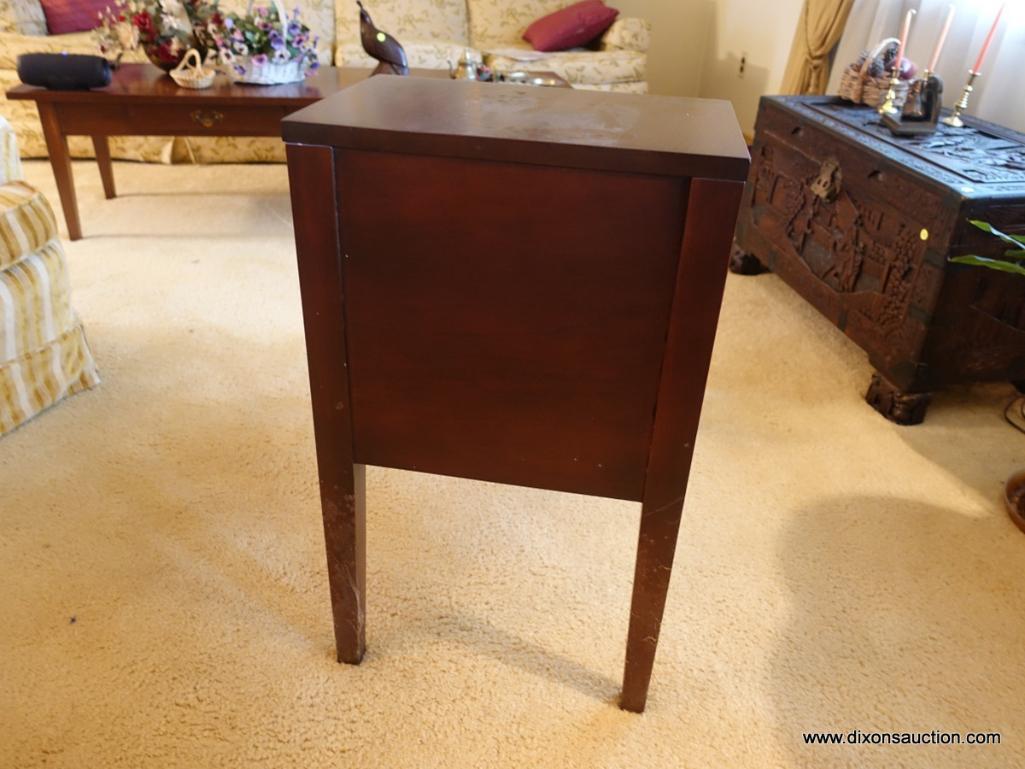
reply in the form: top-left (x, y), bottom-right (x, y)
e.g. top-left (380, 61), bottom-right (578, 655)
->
top-left (7, 64), bottom-right (477, 240)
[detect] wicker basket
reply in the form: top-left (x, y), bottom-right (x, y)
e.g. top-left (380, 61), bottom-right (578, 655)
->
top-left (229, 0), bottom-right (307, 85)
top-left (838, 37), bottom-right (910, 110)
top-left (170, 49), bottom-right (216, 90)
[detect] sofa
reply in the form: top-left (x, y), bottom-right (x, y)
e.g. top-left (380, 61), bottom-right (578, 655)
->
top-left (334, 0), bottom-right (650, 93)
top-left (0, 0), bottom-right (649, 163)
top-left (0, 115), bottom-right (100, 436)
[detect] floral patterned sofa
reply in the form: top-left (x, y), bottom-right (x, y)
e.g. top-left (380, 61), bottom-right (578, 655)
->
top-left (0, 0), bottom-right (649, 163)
top-left (335, 0), bottom-right (650, 94)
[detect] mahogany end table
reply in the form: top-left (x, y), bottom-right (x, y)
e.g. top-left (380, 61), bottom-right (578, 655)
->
top-left (283, 76), bottom-right (749, 712)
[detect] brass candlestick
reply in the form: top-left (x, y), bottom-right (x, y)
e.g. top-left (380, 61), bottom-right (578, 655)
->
top-left (943, 69), bottom-right (979, 128)
top-left (877, 71), bottom-right (903, 116)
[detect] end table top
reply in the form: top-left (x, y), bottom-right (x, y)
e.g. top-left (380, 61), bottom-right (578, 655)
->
top-left (282, 75), bottom-right (751, 180)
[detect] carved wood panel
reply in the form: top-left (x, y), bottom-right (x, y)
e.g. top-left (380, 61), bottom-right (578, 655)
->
top-left (737, 96), bottom-right (1025, 392)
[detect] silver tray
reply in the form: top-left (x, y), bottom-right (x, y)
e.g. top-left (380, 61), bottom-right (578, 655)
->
top-left (498, 71), bottom-right (570, 88)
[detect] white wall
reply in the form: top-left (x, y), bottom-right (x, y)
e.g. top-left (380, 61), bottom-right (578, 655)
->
top-left (697, 0), bottom-right (805, 135)
top-left (617, 0), bottom-right (805, 136)
top-left (613, 0), bottom-right (714, 99)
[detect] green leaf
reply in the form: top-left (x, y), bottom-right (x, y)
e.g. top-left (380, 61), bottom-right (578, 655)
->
top-left (950, 254), bottom-right (1025, 277)
top-left (969, 219), bottom-right (1025, 249)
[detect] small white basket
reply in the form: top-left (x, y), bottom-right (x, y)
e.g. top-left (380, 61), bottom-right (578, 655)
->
top-left (234, 58), bottom-right (305, 85)
top-left (228, 0), bottom-right (308, 85)
top-left (170, 49), bottom-right (216, 89)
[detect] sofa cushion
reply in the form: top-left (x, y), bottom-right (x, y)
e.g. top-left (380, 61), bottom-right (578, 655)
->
top-left (0, 181), bottom-right (57, 269)
top-left (468, 0), bottom-right (580, 48)
top-left (335, 40), bottom-right (477, 71)
top-left (38, 0), bottom-right (107, 35)
top-left (486, 46), bottom-right (644, 86)
top-left (600, 16), bottom-right (649, 52)
top-left (0, 28), bottom-right (94, 69)
top-left (335, 0), bottom-right (469, 51)
top-left (0, 0), bottom-right (48, 35)
top-left (523, 0), bottom-right (617, 53)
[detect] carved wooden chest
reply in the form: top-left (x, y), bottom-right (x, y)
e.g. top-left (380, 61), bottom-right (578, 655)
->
top-left (733, 95), bottom-right (1025, 424)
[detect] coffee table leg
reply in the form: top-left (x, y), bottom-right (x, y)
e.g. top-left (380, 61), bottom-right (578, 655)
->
top-left (286, 143), bottom-right (366, 664)
top-left (92, 136), bottom-right (116, 200)
top-left (37, 103), bottom-right (82, 241)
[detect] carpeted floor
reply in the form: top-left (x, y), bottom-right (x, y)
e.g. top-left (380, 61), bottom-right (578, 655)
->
top-left (2, 160), bottom-right (1024, 769)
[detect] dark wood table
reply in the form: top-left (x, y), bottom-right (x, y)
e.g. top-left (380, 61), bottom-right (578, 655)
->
top-left (5, 64), bottom-right (441, 240)
top-left (283, 76), bottom-right (748, 712)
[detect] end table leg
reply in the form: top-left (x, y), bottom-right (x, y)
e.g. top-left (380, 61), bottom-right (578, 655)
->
top-left (621, 500), bottom-right (684, 713)
top-left (323, 463), bottom-right (366, 664)
top-left (286, 143), bottom-right (366, 664)
top-left (620, 178), bottom-right (745, 713)
top-left (37, 103), bottom-right (82, 241)
top-left (92, 136), bottom-right (116, 199)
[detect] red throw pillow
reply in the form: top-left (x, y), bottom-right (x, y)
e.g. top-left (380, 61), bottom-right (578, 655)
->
top-left (39, 0), bottom-right (109, 35)
top-left (523, 0), bottom-right (620, 53)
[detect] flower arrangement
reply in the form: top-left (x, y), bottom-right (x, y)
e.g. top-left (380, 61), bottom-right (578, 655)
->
top-left (96, 0), bottom-right (224, 71)
top-left (211, 2), bottom-right (319, 85)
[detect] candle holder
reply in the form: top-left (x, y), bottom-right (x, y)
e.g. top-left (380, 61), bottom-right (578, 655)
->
top-left (883, 71), bottom-right (944, 136)
top-left (943, 70), bottom-right (979, 128)
top-left (877, 72), bottom-right (903, 116)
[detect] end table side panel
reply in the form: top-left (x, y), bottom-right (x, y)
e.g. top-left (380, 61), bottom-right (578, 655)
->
top-left (334, 148), bottom-right (690, 502)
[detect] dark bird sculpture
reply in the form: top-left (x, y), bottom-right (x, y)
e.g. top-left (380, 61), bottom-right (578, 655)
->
top-left (358, 1), bottom-right (409, 76)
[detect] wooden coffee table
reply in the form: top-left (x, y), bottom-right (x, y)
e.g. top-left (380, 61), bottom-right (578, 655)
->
top-left (6, 64), bottom-right (444, 240)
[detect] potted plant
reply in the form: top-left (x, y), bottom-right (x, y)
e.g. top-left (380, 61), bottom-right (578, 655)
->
top-left (952, 220), bottom-right (1025, 533)
top-left (96, 0), bottom-right (224, 72)
top-left (210, 1), bottom-right (319, 85)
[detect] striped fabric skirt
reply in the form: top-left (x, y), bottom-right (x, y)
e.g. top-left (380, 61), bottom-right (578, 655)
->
top-left (0, 182), bottom-right (99, 436)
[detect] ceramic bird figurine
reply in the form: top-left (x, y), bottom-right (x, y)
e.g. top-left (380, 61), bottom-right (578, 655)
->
top-left (358, 1), bottom-right (409, 76)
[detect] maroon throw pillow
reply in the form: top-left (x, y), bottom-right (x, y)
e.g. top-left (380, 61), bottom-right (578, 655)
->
top-left (523, 0), bottom-right (620, 53)
top-left (39, 0), bottom-right (109, 36)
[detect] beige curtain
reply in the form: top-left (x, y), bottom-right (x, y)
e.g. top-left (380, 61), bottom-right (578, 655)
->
top-left (782, 0), bottom-right (855, 94)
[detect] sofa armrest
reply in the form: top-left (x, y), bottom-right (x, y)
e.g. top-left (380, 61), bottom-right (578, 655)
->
top-left (0, 1), bottom-right (47, 36)
top-left (0, 116), bottom-right (22, 184)
top-left (600, 17), bottom-right (650, 53)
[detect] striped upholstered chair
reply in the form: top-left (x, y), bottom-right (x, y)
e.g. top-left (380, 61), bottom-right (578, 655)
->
top-left (0, 115), bottom-right (99, 436)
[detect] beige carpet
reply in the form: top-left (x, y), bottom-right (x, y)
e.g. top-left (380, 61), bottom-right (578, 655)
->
top-left (2, 160), bottom-right (1024, 769)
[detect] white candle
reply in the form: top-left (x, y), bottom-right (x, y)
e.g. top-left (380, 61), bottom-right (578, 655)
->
top-left (894, 9), bottom-right (917, 76)
top-left (927, 5), bottom-right (956, 73)
top-left (972, 3), bottom-right (1005, 74)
